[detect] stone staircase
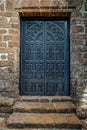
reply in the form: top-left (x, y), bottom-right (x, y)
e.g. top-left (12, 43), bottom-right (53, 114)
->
top-left (0, 96), bottom-right (82, 130)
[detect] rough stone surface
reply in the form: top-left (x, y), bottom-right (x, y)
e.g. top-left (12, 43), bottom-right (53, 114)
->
top-left (19, 96), bottom-right (73, 102)
top-left (7, 113), bottom-right (81, 128)
top-left (13, 101), bottom-right (76, 113)
top-left (0, 117), bottom-right (6, 127)
top-left (0, 96), bottom-right (82, 129)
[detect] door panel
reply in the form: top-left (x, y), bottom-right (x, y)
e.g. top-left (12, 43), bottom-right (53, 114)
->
top-left (20, 18), bottom-right (70, 96)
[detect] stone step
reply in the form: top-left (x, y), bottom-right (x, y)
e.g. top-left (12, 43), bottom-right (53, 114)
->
top-left (19, 96), bottom-right (73, 102)
top-left (7, 113), bottom-right (81, 129)
top-left (0, 128), bottom-right (81, 130)
top-left (13, 101), bottom-right (76, 113)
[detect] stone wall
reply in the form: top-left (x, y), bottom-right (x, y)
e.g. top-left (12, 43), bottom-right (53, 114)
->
top-left (0, 0), bottom-right (20, 97)
top-left (0, 0), bottom-right (87, 122)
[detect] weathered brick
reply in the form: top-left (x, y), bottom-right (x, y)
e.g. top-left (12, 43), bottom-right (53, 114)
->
top-left (10, 18), bottom-right (19, 23)
top-left (8, 42), bottom-right (19, 47)
top-left (0, 29), bottom-right (7, 34)
top-left (72, 26), bottom-right (85, 33)
top-left (0, 4), bottom-right (4, 11)
top-left (0, 61), bottom-right (14, 66)
top-left (0, 35), bottom-right (2, 41)
top-left (20, 0), bottom-right (39, 8)
top-left (11, 24), bottom-right (19, 29)
top-left (8, 29), bottom-right (19, 35)
top-left (0, 23), bottom-right (11, 28)
top-left (0, 48), bottom-right (13, 53)
top-left (1, 54), bottom-right (7, 60)
top-left (6, 0), bottom-right (14, 11)
top-left (8, 53), bottom-right (14, 60)
top-left (0, 17), bottom-right (7, 23)
top-left (0, 117), bottom-right (6, 127)
top-left (0, 42), bottom-right (7, 47)
top-left (0, 12), bottom-right (18, 17)
top-left (3, 35), bottom-right (19, 42)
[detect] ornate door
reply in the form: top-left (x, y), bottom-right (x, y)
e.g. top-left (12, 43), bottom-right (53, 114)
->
top-left (20, 18), bottom-right (70, 96)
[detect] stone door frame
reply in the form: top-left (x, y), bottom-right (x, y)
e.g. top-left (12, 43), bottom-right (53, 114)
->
top-left (15, 0), bottom-right (77, 98)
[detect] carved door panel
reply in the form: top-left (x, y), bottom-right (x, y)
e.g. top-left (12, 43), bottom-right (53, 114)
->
top-left (20, 18), bottom-right (70, 96)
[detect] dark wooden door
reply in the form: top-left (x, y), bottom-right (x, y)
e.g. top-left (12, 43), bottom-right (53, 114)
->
top-left (20, 18), bottom-right (70, 96)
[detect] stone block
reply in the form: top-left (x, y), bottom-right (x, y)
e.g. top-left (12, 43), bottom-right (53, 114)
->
top-left (0, 29), bottom-right (7, 34)
top-left (8, 29), bottom-right (19, 35)
top-left (6, 0), bottom-right (14, 11)
top-left (0, 35), bottom-right (2, 41)
top-left (4, 35), bottom-right (19, 42)
top-left (0, 117), bottom-right (6, 127)
top-left (0, 3), bottom-right (4, 11)
top-left (72, 26), bottom-right (85, 33)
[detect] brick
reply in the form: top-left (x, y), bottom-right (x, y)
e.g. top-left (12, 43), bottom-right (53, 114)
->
top-left (8, 42), bottom-right (19, 47)
top-left (0, 29), bottom-right (7, 34)
top-left (0, 35), bottom-right (2, 41)
top-left (72, 26), bottom-right (85, 33)
top-left (8, 29), bottom-right (19, 35)
top-left (39, 0), bottom-right (51, 7)
top-left (0, 23), bottom-right (11, 28)
top-left (3, 35), bottom-right (19, 42)
top-left (8, 53), bottom-right (14, 60)
top-left (71, 18), bottom-right (85, 25)
top-left (11, 24), bottom-right (19, 29)
top-left (0, 42), bottom-right (7, 48)
top-left (6, 0), bottom-right (14, 11)
top-left (10, 18), bottom-right (19, 23)
top-left (0, 12), bottom-right (18, 17)
top-left (21, 0), bottom-right (39, 8)
top-left (0, 48), bottom-right (13, 53)
top-left (0, 117), bottom-right (6, 127)
top-left (1, 54), bottom-right (7, 60)
top-left (0, 4), bottom-right (4, 11)
top-left (0, 17), bottom-right (7, 23)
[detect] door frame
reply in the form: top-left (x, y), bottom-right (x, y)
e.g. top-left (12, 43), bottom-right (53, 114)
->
top-left (19, 17), bottom-right (70, 96)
